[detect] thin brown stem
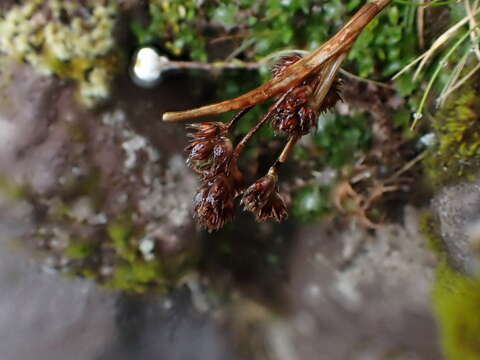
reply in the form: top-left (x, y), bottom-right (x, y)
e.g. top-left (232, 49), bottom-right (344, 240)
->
top-left (163, 0), bottom-right (392, 122)
top-left (233, 93), bottom-right (289, 158)
top-left (278, 136), bottom-right (300, 163)
top-left (227, 106), bottom-right (254, 130)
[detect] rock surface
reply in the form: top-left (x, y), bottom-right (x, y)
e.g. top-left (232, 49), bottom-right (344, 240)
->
top-left (432, 177), bottom-right (480, 274)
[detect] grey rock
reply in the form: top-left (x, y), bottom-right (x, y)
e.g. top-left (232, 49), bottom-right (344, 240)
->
top-left (279, 206), bottom-right (440, 360)
top-left (432, 178), bottom-right (480, 273)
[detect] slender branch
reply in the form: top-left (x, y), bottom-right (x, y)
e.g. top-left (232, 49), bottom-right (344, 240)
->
top-left (232, 92), bottom-right (289, 158)
top-left (163, 0), bottom-right (392, 122)
top-left (309, 53), bottom-right (346, 110)
top-left (278, 136), bottom-right (300, 163)
top-left (227, 106), bottom-right (254, 130)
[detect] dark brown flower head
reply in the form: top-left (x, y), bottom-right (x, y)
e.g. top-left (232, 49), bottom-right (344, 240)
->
top-left (317, 78), bottom-right (343, 114)
top-left (194, 173), bottom-right (236, 232)
top-left (271, 85), bottom-right (318, 137)
top-left (187, 122), bottom-right (227, 139)
top-left (271, 53), bottom-right (303, 78)
top-left (185, 122), bottom-right (233, 176)
top-left (241, 170), bottom-right (288, 222)
top-left (271, 77), bottom-right (342, 137)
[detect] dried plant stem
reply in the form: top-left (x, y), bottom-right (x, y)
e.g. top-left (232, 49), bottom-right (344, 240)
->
top-left (393, 9), bottom-right (480, 81)
top-left (466, 0), bottom-right (480, 61)
top-left (233, 93), bottom-right (289, 159)
top-left (339, 69), bottom-right (393, 89)
top-left (278, 136), bottom-right (300, 163)
top-left (439, 61), bottom-right (480, 104)
top-left (162, 60), bottom-right (261, 72)
top-left (418, 0), bottom-right (426, 50)
top-left (309, 53), bottom-right (346, 110)
top-left (163, 0), bottom-right (392, 122)
top-left (227, 106), bottom-right (254, 130)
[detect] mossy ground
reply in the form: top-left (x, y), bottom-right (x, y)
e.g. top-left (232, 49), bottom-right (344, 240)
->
top-left (424, 76), bottom-right (480, 188)
top-left (433, 261), bottom-right (480, 360)
top-left (420, 211), bottom-right (480, 360)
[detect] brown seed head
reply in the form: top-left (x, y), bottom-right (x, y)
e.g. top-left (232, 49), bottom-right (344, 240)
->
top-left (242, 171), bottom-right (288, 222)
top-left (185, 122), bottom-right (233, 177)
top-left (272, 85), bottom-right (317, 137)
top-left (271, 53), bottom-right (303, 78)
top-left (271, 77), bottom-right (342, 137)
top-left (194, 173), bottom-right (236, 232)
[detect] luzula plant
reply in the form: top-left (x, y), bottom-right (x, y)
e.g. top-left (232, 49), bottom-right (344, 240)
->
top-left (163, 0), bottom-right (392, 231)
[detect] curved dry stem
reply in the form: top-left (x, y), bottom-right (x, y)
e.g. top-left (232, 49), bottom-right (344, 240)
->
top-left (163, 0), bottom-right (392, 122)
top-left (309, 53), bottom-right (346, 110)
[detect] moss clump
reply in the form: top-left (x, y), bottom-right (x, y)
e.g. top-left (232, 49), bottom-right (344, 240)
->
top-left (65, 239), bottom-right (96, 259)
top-left (0, 177), bottom-right (27, 201)
top-left (104, 219), bottom-right (168, 294)
top-left (133, 0), bottom-right (417, 78)
top-left (0, 0), bottom-right (120, 107)
top-left (419, 210), bottom-right (445, 256)
top-left (433, 261), bottom-right (480, 360)
top-left (424, 78), bottom-right (480, 188)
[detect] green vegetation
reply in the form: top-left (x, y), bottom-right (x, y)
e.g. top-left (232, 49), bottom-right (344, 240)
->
top-left (313, 113), bottom-right (372, 169)
top-left (420, 206), bottom-right (480, 360)
top-left (424, 76), bottom-right (480, 188)
top-left (419, 210), bottom-right (444, 255)
top-left (292, 185), bottom-right (331, 222)
top-left (433, 261), bottom-right (480, 360)
top-left (103, 219), bottom-right (168, 293)
top-left (134, 0), bottom-right (418, 79)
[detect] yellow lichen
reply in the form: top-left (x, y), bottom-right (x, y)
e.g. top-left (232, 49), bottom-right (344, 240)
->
top-left (0, 0), bottom-right (119, 107)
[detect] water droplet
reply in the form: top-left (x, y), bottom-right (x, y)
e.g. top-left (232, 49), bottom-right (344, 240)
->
top-left (411, 112), bottom-right (423, 121)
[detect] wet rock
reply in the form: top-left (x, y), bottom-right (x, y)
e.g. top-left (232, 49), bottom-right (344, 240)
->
top-left (276, 206), bottom-right (440, 360)
top-left (0, 240), bottom-right (116, 360)
top-left (432, 177), bottom-right (480, 273)
top-left (0, 56), bottom-right (212, 290)
top-left (100, 288), bottom-right (241, 360)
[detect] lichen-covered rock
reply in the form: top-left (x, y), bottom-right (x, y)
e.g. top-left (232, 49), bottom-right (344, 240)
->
top-left (431, 177), bottom-right (480, 274)
top-left (0, 56), bottom-right (211, 293)
top-left (269, 207), bottom-right (439, 360)
top-left (424, 75), bottom-right (480, 188)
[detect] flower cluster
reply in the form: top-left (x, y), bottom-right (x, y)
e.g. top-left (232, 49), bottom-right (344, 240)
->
top-left (185, 119), bottom-right (288, 231)
top-left (184, 53), bottom-right (342, 231)
top-left (241, 169), bottom-right (287, 222)
top-left (271, 55), bottom-right (342, 137)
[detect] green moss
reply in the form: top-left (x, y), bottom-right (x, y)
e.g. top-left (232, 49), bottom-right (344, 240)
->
top-left (107, 259), bottom-right (167, 294)
top-left (313, 112), bottom-right (372, 169)
top-left (424, 79), bottom-right (480, 188)
top-left (133, 0), bottom-right (417, 78)
top-left (0, 177), bottom-right (27, 201)
top-left (433, 261), bottom-right (480, 360)
top-left (292, 185), bottom-right (331, 222)
top-left (65, 240), bottom-right (95, 259)
top-left (419, 210), bottom-right (445, 256)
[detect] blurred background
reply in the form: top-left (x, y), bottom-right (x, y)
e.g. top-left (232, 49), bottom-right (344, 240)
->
top-left (0, 1), bottom-right (479, 359)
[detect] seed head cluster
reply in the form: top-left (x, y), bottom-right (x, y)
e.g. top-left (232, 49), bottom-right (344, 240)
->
top-left (185, 53), bottom-right (342, 231)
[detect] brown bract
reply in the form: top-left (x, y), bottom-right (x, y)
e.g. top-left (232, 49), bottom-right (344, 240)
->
top-left (185, 122), bottom-right (233, 177)
top-left (242, 171), bottom-right (287, 222)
